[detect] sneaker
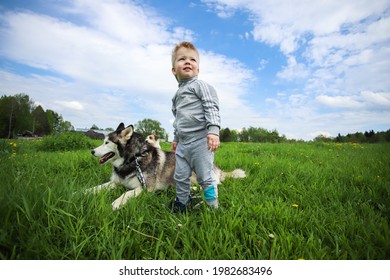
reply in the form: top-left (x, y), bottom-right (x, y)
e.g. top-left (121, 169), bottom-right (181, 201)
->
top-left (205, 199), bottom-right (218, 209)
top-left (169, 197), bottom-right (190, 213)
top-left (189, 194), bottom-right (204, 209)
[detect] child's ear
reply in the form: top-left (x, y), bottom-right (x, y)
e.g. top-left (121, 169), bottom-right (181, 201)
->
top-left (172, 68), bottom-right (179, 81)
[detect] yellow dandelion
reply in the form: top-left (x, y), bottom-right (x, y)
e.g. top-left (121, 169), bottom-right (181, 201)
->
top-left (292, 204), bottom-right (299, 208)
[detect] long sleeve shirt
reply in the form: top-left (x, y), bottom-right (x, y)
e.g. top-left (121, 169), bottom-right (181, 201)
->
top-left (172, 76), bottom-right (220, 144)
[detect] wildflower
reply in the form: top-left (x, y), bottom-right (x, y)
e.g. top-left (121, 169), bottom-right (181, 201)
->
top-left (292, 204), bottom-right (299, 208)
top-left (8, 142), bottom-right (17, 158)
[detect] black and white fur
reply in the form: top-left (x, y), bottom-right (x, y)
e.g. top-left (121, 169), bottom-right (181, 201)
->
top-left (87, 123), bottom-right (245, 210)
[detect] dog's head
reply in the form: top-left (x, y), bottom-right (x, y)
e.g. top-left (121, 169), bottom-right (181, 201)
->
top-left (145, 134), bottom-right (161, 148)
top-left (91, 123), bottom-right (135, 165)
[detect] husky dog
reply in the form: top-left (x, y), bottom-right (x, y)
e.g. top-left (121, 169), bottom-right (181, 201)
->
top-left (88, 123), bottom-right (245, 210)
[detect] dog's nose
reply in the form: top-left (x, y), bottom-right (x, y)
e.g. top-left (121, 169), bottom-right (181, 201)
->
top-left (91, 150), bottom-right (95, 155)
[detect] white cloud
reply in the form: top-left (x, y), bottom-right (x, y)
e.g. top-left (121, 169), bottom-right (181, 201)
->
top-left (55, 101), bottom-right (84, 110)
top-left (317, 91), bottom-right (390, 110)
top-left (199, 51), bottom-right (262, 129)
top-left (0, 0), bottom-right (262, 138)
top-left (316, 95), bottom-right (364, 109)
top-left (257, 59), bottom-right (268, 71)
top-left (0, 9), bottom-right (179, 94)
top-left (65, 0), bottom-right (172, 46)
top-left (361, 91), bottom-right (390, 108)
top-left (204, 0), bottom-right (236, 18)
top-left (204, 0), bottom-right (389, 51)
top-left (277, 55), bottom-right (309, 81)
top-left (214, 0), bottom-right (390, 90)
top-left (203, 0), bottom-right (390, 139)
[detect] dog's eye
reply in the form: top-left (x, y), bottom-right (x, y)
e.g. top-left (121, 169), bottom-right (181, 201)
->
top-left (105, 141), bottom-right (109, 144)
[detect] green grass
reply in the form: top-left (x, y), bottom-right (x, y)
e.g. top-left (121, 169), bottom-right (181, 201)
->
top-left (0, 139), bottom-right (389, 259)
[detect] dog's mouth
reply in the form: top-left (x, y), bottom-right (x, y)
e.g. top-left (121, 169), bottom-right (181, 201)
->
top-left (99, 152), bottom-right (115, 164)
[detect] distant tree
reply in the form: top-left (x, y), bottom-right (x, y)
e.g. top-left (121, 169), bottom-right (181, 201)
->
top-left (350, 132), bottom-right (366, 143)
top-left (32, 105), bottom-right (50, 136)
top-left (222, 126), bottom-right (389, 143)
top-left (313, 134), bottom-right (333, 142)
top-left (42, 109), bottom-right (73, 134)
top-left (364, 130), bottom-right (376, 143)
top-left (46, 109), bottom-right (57, 133)
top-left (240, 128), bottom-right (249, 142)
top-left (385, 129), bottom-right (390, 142)
top-left (0, 95), bottom-right (17, 138)
top-left (55, 117), bottom-right (74, 133)
top-left (220, 128), bottom-right (231, 142)
top-left (230, 129), bottom-right (239, 142)
top-left (335, 133), bottom-right (343, 142)
top-left (247, 127), bottom-right (260, 142)
top-left (14, 94), bottom-right (34, 135)
top-left (0, 94), bottom-right (35, 138)
top-left (234, 127), bottom-right (285, 143)
top-left (134, 118), bottom-right (166, 138)
top-left (0, 93), bottom-right (73, 137)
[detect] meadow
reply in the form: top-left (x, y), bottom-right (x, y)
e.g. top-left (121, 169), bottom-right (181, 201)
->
top-left (0, 135), bottom-right (389, 260)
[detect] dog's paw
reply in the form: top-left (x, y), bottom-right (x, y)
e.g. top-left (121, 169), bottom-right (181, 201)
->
top-left (112, 199), bottom-right (123, 211)
top-left (111, 192), bottom-right (129, 211)
top-left (112, 203), bottom-right (121, 211)
top-left (111, 188), bottom-right (143, 211)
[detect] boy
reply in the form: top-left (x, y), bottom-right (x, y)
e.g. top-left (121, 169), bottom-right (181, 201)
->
top-left (170, 41), bottom-right (221, 212)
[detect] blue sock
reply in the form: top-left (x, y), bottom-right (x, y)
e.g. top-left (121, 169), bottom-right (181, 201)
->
top-left (204, 185), bottom-right (218, 208)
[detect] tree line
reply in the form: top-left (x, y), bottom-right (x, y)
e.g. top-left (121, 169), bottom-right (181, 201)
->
top-left (2, 94), bottom-right (388, 143)
top-left (314, 130), bottom-right (390, 143)
top-left (0, 94), bottom-right (73, 138)
top-left (221, 127), bottom-right (390, 143)
top-left (219, 127), bottom-right (287, 143)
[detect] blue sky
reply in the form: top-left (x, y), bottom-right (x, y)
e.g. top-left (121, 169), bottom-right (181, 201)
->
top-left (1, 0), bottom-right (389, 140)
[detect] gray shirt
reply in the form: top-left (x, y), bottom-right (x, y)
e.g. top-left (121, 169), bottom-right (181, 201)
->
top-left (172, 76), bottom-right (221, 144)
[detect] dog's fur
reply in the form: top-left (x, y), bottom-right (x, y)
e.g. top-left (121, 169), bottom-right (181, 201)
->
top-left (87, 123), bottom-right (245, 210)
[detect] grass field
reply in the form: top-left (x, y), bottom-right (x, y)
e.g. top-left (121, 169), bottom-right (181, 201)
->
top-left (0, 138), bottom-right (389, 260)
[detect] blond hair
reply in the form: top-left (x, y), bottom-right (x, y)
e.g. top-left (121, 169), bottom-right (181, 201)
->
top-left (171, 41), bottom-right (199, 66)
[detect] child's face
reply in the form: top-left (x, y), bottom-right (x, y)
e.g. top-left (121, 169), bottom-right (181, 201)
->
top-left (172, 47), bottom-right (199, 81)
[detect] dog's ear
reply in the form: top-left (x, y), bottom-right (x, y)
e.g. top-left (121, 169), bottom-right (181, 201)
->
top-left (116, 123), bottom-right (125, 132)
top-left (121, 125), bottom-right (134, 141)
top-left (155, 135), bottom-right (160, 141)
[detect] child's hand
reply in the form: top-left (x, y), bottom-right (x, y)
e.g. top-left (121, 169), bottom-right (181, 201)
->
top-left (207, 134), bottom-right (220, 152)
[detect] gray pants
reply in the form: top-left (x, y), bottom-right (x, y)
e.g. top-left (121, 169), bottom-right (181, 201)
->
top-left (174, 138), bottom-right (218, 206)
